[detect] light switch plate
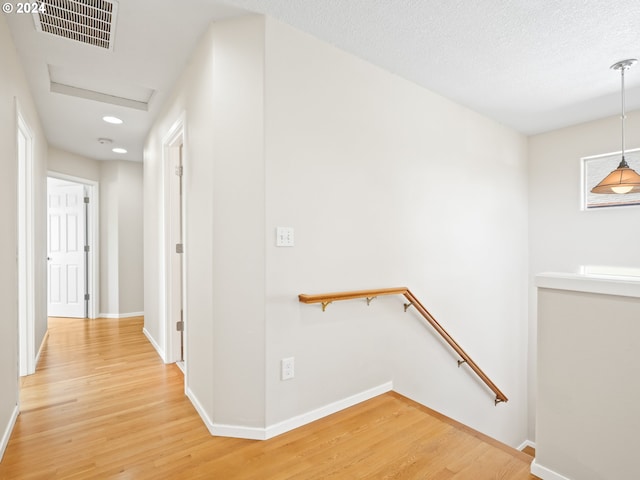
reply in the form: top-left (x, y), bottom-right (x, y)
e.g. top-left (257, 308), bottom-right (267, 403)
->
top-left (276, 227), bottom-right (294, 247)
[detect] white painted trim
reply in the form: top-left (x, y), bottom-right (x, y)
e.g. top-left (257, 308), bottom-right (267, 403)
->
top-left (211, 423), bottom-right (266, 441)
top-left (98, 311), bottom-right (144, 319)
top-left (161, 113), bottom-right (187, 367)
top-left (517, 439), bottom-right (536, 451)
top-left (536, 272), bottom-right (640, 298)
top-left (0, 405), bottom-right (19, 461)
top-left (187, 382), bottom-right (394, 441)
top-left (530, 459), bottom-right (572, 480)
top-left (143, 327), bottom-right (165, 361)
top-left (17, 101), bottom-right (36, 376)
top-left (264, 381), bottom-right (394, 439)
top-left (34, 330), bottom-right (49, 370)
top-left (185, 386), bottom-right (217, 435)
top-left (47, 171), bottom-right (100, 319)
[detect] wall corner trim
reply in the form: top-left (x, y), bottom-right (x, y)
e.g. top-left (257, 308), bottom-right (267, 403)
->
top-left (34, 330), bottom-right (49, 371)
top-left (142, 327), bottom-right (165, 363)
top-left (530, 459), bottom-right (572, 480)
top-left (0, 405), bottom-right (19, 461)
top-left (187, 382), bottom-right (394, 441)
top-left (185, 386), bottom-right (226, 436)
top-left (516, 439), bottom-right (536, 451)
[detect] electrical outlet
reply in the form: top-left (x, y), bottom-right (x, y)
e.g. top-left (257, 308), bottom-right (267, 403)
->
top-left (281, 357), bottom-right (295, 380)
top-left (276, 227), bottom-right (294, 247)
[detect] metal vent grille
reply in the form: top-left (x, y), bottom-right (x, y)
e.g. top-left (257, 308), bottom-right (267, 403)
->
top-left (34, 0), bottom-right (118, 50)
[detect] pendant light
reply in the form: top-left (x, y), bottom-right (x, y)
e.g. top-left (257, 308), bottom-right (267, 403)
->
top-left (591, 59), bottom-right (640, 194)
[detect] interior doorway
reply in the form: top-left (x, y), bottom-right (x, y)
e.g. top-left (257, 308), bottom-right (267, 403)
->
top-left (47, 173), bottom-right (99, 320)
top-left (163, 116), bottom-right (186, 368)
top-left (47, 178), bottom-right (87, 318)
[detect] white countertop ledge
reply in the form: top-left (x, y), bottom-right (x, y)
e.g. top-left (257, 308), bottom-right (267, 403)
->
top-left (536, 272), bottom-right (640, 299)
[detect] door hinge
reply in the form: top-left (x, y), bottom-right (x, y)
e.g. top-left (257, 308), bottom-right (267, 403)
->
top-left (176, 243), bottom-right (184, 254)
top-left (176, 321), bottom-right (184, 332)
top-left (175, 166), bottom-right (183, 177)
top-left (84, 293), bottom-right (90, 301)
top-left (84, 245), bottom-right (90, 252)
top-left (84, 196), bottom-right (90, 204)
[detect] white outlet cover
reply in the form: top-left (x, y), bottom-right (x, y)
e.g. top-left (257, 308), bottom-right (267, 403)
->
top-left (281, 356), bottom-right (295, 380)
top-left (276, 227), bottom-right (294, 247)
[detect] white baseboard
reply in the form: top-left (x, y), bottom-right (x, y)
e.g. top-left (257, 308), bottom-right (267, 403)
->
top-left (142, 328), bottom-right (165, 362)
top-left (211, 422), bottom-right (266, 440)
top-left (34, 330), bottom-right (49, 371)
top-left (185, 387), bottom-right (230, 440)
top-left (0, 405), bottom-right (19, 461)
top-left (264, 381), bottom-right (394, 439)
top-left (517, 439), bottom-right (536, 451)
top-left (98, 311), bottom-right (144, 319)
top-left (531, 459), bottom-right (572, 480)
top-left (186, 381), bottom-right (394, 441)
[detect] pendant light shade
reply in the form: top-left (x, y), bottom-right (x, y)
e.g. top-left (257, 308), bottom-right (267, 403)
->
top-left (590, 157), bottom-right (640, 194)
top-left (591, 59), bottom-right (640, 195)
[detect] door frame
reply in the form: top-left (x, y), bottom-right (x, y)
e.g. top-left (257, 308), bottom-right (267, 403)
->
top-left (162, 114), bottom-right (187, 367)
top-left (47, 172), bottom-right (99, 320)
top-left (17, 103), bottom-right (35, 376)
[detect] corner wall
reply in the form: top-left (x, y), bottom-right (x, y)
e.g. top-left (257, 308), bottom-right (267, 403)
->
top-left (145, 13), bottom-right (530, 447)
top-left (99, 160), bottom-right (144, 318)
top-left (263, 17), bottom-right (529, 446)
top-left (48, 148), bottom-right (144, 318)
top-left (0, 14), bottom-right (48, 459)
top-left (528, 110), bottom-right (640, 440)
top-left (144, 15), bottom-right (266, 428)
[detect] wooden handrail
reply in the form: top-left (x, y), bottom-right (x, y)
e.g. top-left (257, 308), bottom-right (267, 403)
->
top-left (298, 287), bottom-right (508, 405)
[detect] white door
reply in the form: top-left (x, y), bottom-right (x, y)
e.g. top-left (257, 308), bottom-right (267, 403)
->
top-left (48, 181), bottom-right (86, 318)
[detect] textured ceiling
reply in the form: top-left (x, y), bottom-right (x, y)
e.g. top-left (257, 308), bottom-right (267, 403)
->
top-left (225, 0), bottom-right (640, 134)
top-left (5, 0), bottom-right (640, 162)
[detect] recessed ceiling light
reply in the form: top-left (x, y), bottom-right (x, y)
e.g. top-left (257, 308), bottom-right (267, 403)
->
top-left (103, 116), bottom-right (123, 124)
top-left (112, 148), bottom-right (127, 154)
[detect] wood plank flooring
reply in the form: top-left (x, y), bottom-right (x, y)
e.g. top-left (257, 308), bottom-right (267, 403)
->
top-left (0, 317), bottom-right (538, 479)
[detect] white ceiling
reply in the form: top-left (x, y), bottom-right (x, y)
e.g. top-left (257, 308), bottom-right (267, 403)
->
top-left (7, 0), bottom-right (640, 162)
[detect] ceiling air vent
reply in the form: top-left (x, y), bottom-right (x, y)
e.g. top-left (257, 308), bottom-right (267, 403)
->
top-left (34, 0), bottom-right (118, 51)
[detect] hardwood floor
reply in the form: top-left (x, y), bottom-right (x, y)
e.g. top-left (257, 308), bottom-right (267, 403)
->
top-left (0, 317), bottom-right (538, 479)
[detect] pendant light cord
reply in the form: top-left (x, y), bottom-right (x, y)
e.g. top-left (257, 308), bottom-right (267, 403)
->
top-left (621, 65), bottom-right (627, 162)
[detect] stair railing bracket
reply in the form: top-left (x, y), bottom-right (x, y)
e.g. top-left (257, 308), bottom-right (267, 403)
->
top-left (457, 359), bottom-right (467, 368)
top-left (321, 301), bottom-right (332, 312)
top-left (403, 302), bottom-right (413, 312)
top-left (366, 296), bottom-right (376, 306)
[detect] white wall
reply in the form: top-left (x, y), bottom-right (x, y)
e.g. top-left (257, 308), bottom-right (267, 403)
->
top-left (48, 146), bottom-right (101, 182)
top-left (49, 147), bottom-right (144, 318)
top-left (263, 18), bottom-right (529, 446)
top-left (535, 280), bottom-right (640, 480)
top-left (528, 111), bottom-right (640, 439)
top-left (99, 160), bottom-right (144, 317)
top-left (116, 161), bottom-right (144, 315)
top-left (145, 14), bottom-right (529, 446)
top-left (144, 15), bottom-right (266, 427)
top-left (100, 163), bottom-right (120, 315)
top-left (0, 14), bottom-right (48, 459)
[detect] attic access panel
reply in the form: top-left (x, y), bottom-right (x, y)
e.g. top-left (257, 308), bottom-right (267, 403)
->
top-left (33, 0), bottom-right (119, 51)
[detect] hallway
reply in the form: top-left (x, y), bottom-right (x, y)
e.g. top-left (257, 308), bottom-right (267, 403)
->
top-left (0, 317), bottom-right (536, 479)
